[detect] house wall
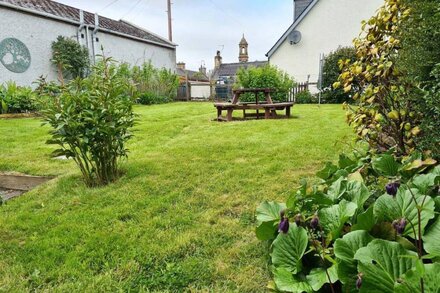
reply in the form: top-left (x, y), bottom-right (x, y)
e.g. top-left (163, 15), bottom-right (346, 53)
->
top-left (269, 0), bottom-right (383, 88)
top-left (0, 6), bottom-right (176, 86)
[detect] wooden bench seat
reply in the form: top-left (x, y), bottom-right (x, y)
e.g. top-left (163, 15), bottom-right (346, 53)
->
top-left (214, 102), bottom-right (294, 121)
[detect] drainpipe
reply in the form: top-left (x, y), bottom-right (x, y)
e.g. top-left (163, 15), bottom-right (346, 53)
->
top-left (77, 10), bottom-right (85, 44)
top-left (91, 13), bottom-right (99, 64)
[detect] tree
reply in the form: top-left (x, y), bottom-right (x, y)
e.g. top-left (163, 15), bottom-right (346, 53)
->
top-left (336, 0), bottom-right (416, 156)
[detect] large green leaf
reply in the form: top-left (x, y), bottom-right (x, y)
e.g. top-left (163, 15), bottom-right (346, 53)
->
top-left (345, 180), bottom-right (371, 208)
top-left (423, 216), bottom-right (440, 257)
top-left (352, 206), bottom-right (375, 231)
top-left (334, 230), bottom-right (374, 285)
top-left (256, 201), bottom-right (286, 241)
top-left (325, 177), bottom-right (347, 202)
top-left (305, 265), bottom-right (339, 291)
top-left (273, 267), bottom-right (312, 293)
top-left (271, 225), bottom-right (308, 274)
top-left (372, 154), bottom-right (400, 177)
top-left (395, 263), bottom-right (440, 293)
top-left (256, 221), bottom-right (278, 241)
top-left (316, 162), bottom-right (338, 180)
top-left (374, 188), bottom-right (435, 239)
top-left (354, 239), bottom-right (416, 293)
top-left (412, 173), bottom-right (438, 194)
top-left (256, 201), bottom-right (286, 223)
top-left (318, 200), bottom-right (357, 239)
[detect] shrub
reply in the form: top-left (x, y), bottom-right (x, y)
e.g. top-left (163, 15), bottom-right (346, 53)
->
top-left (416, 65), bottom-right (440, 159)
top-left (398, 0), bottom-right (440, 159)
top-left (295, 90), bottom-right (316, 104)
top-left (51, 36), bottom-right (90, 81)
top-left (41, 56), bottom-right (135, 187)
top-left (235, 65), bottom-right (295, 102)
top-left (256, 148), bottom-right (439, 292)
top-left (336, 0), bottom-right (416, 156)
top-left (321, 47), bottom-right (356, 104)
top-left (0, 81), bottom-right (36, 114)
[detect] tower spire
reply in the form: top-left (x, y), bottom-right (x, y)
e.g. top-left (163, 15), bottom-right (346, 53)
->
top-left (239, 34), bottom-right (248, 63)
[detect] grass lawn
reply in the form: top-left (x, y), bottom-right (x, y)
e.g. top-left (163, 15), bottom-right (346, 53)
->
top-left (0, 103), bottom-right (353, 292)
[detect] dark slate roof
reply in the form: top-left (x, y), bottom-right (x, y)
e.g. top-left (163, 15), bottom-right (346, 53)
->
top-left (295, 0), bottom-right (314, 21)
top-left (177, 68), bottom-right (209, 82)
top-left (0, 0), bottom-right (176, 48)
top-left (215, 61), bottom-right (268, 78)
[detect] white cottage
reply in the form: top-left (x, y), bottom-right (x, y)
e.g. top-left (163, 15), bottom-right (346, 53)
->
top-left (0, 0), bottom-right (177, 86)
top-left (267, 0), bottom-right (383, 90)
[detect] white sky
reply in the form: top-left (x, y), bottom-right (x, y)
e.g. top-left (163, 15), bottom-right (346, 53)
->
top-left (55, 0), bottom-right (294, 71)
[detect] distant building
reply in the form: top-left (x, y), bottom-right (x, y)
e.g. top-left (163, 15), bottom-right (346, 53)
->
top-left (176, 62), bottom-right (209, 82)
top-left (0, 0), bottom-right (177, 85)
top-left (176, 62), bottom-right (211, 100)
top-left (211, 35), bottom-right (267, 85)
top-left (267, 0), bottom-right (383, 90)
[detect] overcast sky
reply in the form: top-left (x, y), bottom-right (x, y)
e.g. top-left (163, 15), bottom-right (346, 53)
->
top-left (55, 0), bottom-right (294, 71)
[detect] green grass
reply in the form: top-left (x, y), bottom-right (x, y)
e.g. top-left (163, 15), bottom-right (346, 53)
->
top-left (0, 103), bottom-right (353, 292)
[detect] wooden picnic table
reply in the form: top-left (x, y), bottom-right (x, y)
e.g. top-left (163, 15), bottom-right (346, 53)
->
top-left (214, 88), bottom-right (294, 121)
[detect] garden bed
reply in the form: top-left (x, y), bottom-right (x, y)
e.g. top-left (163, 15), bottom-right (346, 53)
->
top-left (0, 113), bottom-right (38, 119)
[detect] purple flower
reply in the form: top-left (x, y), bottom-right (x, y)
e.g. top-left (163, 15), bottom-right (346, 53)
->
top-left (278, 218), bottom-right (289, 234)
top-left (310, 215), bottom-right (319, 230)
top-left (392, 218), bottom-right (407, 235)
top-left (386, 181), bottom-right (400, 196)
top-left (356, 273), bottom-right (363, 289)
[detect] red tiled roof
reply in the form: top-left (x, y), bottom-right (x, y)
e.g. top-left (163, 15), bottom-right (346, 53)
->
top-left (0, 0), bottom-right (176, 48)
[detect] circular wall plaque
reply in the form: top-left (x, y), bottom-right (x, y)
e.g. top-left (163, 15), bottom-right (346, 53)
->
top-left (0, 38), bottom-right (31, 73)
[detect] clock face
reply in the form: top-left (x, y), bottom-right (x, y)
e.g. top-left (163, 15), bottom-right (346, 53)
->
top-left (0, 38), bottom-right (31, 73)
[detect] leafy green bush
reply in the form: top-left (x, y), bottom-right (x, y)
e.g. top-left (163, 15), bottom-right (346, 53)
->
top-left (131, 62), bottom-right (179, 104)
top-left (256, 149), bottom-right (439, 292)
top-left (416, 65), bottom-right (440, 159)
top-left (0, 81), bottom-right (37, 114)
top-left (295, 90), bottom-right (317, 104)
top-left (41, 57), bottom-right (135, 187)
top-left (321, 47), bottom-right (356, 104)
top-left (51, 36), bottom-right (90, 81)
top-left (398, 0), bottom-right (440, 159)
top-left (235, 65), bottom-right (295, 102)
top-left (137, 92), bottom-right (171, 105)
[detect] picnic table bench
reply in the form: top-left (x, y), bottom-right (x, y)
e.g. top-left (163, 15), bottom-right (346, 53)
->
top-left (214, 88), bottom-right (294, 121)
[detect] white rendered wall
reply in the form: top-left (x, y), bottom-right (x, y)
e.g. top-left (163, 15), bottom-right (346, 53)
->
top-left (269, 0), bottom-right (384, 85)
top-left (0, 7), bottom-right (176, 86)
top-left (0, 8), bottom-right (77, 85)
top-left (190, 82), bottom-right (211, 99)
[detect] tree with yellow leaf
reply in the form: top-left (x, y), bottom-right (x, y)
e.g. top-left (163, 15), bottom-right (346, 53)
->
top-left (336, 0), bottom-right (417, 155)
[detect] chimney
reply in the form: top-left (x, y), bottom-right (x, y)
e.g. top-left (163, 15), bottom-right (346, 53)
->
top-left (214, 50), bottom-right (222, 69)
top-left (177, 62), bottom-right (186, 70)
top-left (199, 65), bottom-right (207, 76)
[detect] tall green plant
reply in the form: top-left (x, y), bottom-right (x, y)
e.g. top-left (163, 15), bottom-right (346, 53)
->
top-left (0, 81), bottom-right (36, 114)
top-left (41, 56), bottom-right (135, 187)
top-left (131, 62), bottom-right (179, 104)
